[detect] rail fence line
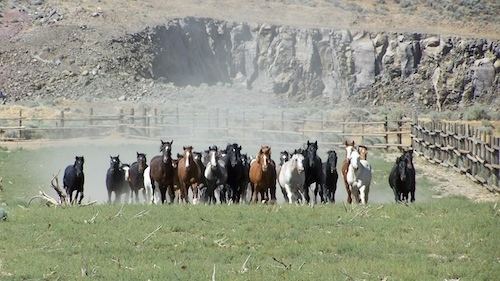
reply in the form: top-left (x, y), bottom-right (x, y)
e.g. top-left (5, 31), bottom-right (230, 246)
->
top-left (411, 119), bottom-right (499, 189)
top-left (1, 107), bottom-right (499, 189)
top-left (0, 107), bottom-right (411, 149)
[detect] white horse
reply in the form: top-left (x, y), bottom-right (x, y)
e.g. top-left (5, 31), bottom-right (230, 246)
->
top-left (278, 151), bottom-right (305, 204)
top-left (143, 166), bottom-right (159, 204)
top-left (346, 149), bottom-right (372, 204)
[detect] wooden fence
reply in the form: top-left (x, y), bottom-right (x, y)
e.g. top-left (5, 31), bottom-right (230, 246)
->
top-left (0, 107), bottom-right (411, 149)
top-left (411, 119), bottom-right (499, 189)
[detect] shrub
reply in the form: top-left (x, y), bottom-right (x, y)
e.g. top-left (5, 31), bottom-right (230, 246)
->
top-left (463, 105), bottom-right (491, 120)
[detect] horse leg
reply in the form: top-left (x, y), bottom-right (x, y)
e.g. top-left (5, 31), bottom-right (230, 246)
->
top-left (107, 190), bottom-right (112, 204)
top-left (251, 184), bottom-right (257, 203)
top-left (359, 185), bottom-right (367, 205)
top-left (410, 189), bottom-right (415, 203)
top-left (269, 183), bottom-right (276, 204)
top-left (78, 191), bottom-right (84, 204)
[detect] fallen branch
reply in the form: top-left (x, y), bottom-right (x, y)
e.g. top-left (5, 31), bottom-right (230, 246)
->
top-left (240, 255), bottom-right (251, 273)
top-left (132, 209), bottom-right (149, 218)
top-left (50, 171), bottom-right (67, 205)
top-left (28, 191), bottom-right (59, 207)
top-left (85, 212), bottom-right (99, 224)
top-left (113, 204), bottom-right (125, 218)
top-left (142, 225), bottom-right (162, 243)
top-left (272, 257), bottom-right (291, 270)
top-left (212, 264), bottom-right (216, 281)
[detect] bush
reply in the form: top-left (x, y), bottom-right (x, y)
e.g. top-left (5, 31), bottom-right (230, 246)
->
top-left (463, 105), bottom-right (491, 120)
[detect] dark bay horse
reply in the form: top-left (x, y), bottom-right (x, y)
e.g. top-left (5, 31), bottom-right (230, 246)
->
top-left (249, 145), bottom-right (276, 203)
top-left (341, 140), bottom-right (356, 204)
top-left (127, 152), bottom-right (148, 203)
top-left (177, 146), bottom-right (201, 204)
top-left (150, 140), bottom-right (175, 204)
top-left (224, 143), bottom-right (245, 203)
top-left (63, 156), bottom-right (85, 204)
top-left (389, 149), bottom-right (416, 202)
top-left (323, 150), bottom-right (338, 203)
top-left (302, 140), bottom-right (323, 205)
top-left (105, 155), bottom-right (129, 203)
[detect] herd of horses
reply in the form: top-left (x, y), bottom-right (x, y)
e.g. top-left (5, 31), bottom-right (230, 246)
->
top-left (62, 140), bottom-right (416, 206)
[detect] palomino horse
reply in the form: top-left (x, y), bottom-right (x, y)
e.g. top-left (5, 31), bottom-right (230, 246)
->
top-left (341, 140), bottom-right (356, 203)
top-left (303, 140), bottom-right (323, 205)
top-left (127, 152), bottom-right (149, 203)
top-left (204, 145), bottom-right (228, 204)
top-left (249, 145), bottom-right (276, 203)
top-left (346, 149), bottom-right (372, 204)
top-left (177, 146), bottom-right (201, 204)
top-left (323, 150), bottom-right (338, 203)
top-left (278, 150), bottom-right (305, 204)
top-left (224, 143), bottom-right (245, 203)
top-left (105, 155), bottom-right (129, 203)
top-left (63, 156), bottom-right (85, 204)
top-left (150, 140), bottom-right (175, 204)
top-left (389, 149), bottom-right (415, 202)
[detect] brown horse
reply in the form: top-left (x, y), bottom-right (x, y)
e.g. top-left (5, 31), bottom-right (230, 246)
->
top-left (249, 145), bottom-right (276, 203)
top-left (341, 140), bottom-right (356, 204)
top-left (177, 146), bottom-right (201, 204)
top-left (150, 140), bottom-right (175, 204)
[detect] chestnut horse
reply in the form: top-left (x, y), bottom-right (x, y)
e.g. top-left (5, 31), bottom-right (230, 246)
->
top-left (177, 146), bottom-right (201, 204)
top-left (341, 140), bottom-right (356, 204)
top-left (249, 145), bottom-right (276, 203)
top-left (150, 140), bottom-right (175, 204)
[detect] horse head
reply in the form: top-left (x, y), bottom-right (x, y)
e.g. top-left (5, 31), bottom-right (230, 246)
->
top-left (226, 143), bottom-right (242, 168)
top-left (327, 150), bottom-right (337, 173)
top-left (160, 140), bottom-right (173, 163)
top-left (110, 155), bottom-right (121, 170)
top-left (403, 149), bottom-right (414, 169)
top-left (306, 140), bottom-right (318, 166)
top-left (279, 151), bottom-right (290, 166)
top-left (207, 146), bottom-right (219, 168)
top-left (182, 146), bottom-right (194, 168)
top-left (396, 156), bottom-right (407, 182)
top-left (358, 145), bottom-right (368, 160)
top-left (258, 145), bottom-right (271, 171)
top-left (349, 150), bottom-right (360, 170)
top-left (291, 150), bottom-right (305, 173)
top-left (344, 140), bottom-right (355, 160)
top-left (74, 156), bottom-right (84, 177)
top-left (136, 152), bottom-right (147, 174)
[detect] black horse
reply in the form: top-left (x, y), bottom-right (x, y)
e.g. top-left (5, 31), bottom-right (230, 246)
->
top-left (389, 150), bottom-right (416, 202)
top-left (240, 153), bottom-right (251, 203)
top-left (322, 150), bottom-right (338, 203)
top-left (106, 155), bottom-right (129, 203)
top-left (302, 141), bottom-right (324, 204)
top-left (63, 156), bottom-right (85, 204)
top-left (128, 152), bottom-right (148, 203)
top-left (224, 143), bottom-right (245, 203)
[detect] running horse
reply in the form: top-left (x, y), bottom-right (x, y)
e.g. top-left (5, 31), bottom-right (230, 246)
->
top-left (177, 145), bottom-right (201, 204)
top-left (249, 145), bottom-right (277, 203)
top-left (302, 140), bottom-right (323, 205)
top-left (341, 140), bottom-right (356, 204)
top-left (63, 156), bottom-right (85, 204)
top-left (127, 152), bottom-right (148, 203)
top-left (149, 140), bottom-right (175, 204)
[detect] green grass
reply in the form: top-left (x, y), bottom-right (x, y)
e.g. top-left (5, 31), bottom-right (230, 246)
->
top-left (0, 148), bottom-right (499, 280)
top-left (0, 200), bottom-right (499, 280)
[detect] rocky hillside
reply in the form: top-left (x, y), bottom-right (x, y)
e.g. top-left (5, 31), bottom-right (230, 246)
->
top-left (0, 0), bottom-right (499, 114)
top-left (117, 17), bottom-right (499, 110)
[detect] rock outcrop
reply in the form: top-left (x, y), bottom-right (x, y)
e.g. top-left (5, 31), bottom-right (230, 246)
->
top-left (118, 17), bottom-right (499, 110)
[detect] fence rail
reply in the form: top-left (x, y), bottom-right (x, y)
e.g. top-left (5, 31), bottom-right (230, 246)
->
top-left (0, 107), bottom-right (411, 149)
top-left (411, 119), bottom-right (499, 189)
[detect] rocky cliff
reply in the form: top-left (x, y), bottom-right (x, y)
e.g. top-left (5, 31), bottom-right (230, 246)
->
top-left (119, 17), bottom-right (499, 110)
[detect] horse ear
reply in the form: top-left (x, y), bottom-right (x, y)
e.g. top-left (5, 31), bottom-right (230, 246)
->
top-left (238, 145), bottom-right (242, 150)
top-left (170, 140), bottom-right (173, 144)
top-left (137, 152), bottom-right (139, 156)
top-left (307, 140), bottom-right (311, 145)
top-left (314, 140), bottom-right (317, 146)
top-left (183, 146), bottom-right (186, 150)
top-left (161, 140), bottom-right (166, 144)
top-left (110, 155), bottom-right (113, 159)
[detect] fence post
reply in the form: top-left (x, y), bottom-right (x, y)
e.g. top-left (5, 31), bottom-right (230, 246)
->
top-left (143, 107), bottom-right (148, 137)
top-left (216, 108), bottom-right (220, 128)
top-left (119, 108), bottom-right (124, 134)
top-left (225, 109), bottom-right (229, 138)
top-left (397, 119), bottom-right (402, 147)
top-left (361, 123), bottom-right (365, 145)
top-left (89, 108), bottom-right (94, 126)
top-left (154, 108), bottom-right (158, 125)
top-left (130, 108), bottom-right (135, 125)
top-left (18, 109), bottom-right (22, 139)
top-left (176, 106), bottom-right (179, 125)
top-left (320, 112), bottom-right (324, 144)
top-left (384, 115), bottom-right (388, 150)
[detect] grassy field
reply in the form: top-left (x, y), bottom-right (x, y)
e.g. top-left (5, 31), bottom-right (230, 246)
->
top-left (0, 148), bottom-right (499, 280)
